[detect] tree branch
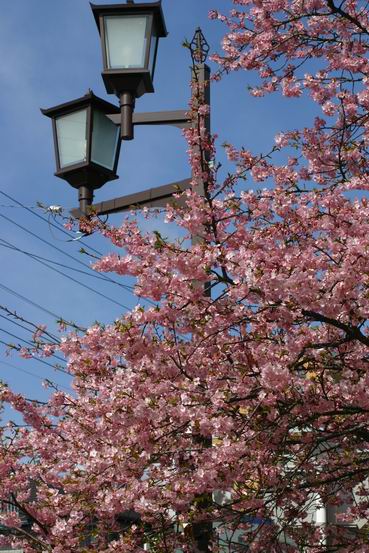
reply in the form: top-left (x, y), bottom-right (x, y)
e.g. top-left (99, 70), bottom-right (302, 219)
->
top-left (302, 310), bottom-right (369, 347)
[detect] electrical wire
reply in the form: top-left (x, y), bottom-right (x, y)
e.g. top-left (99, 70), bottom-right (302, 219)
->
top-left (0, 305), bottom-right (62, 342)
top-left (0, 337), bottom-right (69, 376)
top-left (0, 204), bottom-right (39, 209)
top-left (0, 211), bottom-right (109, 276)
top-left (0, 238), bottom-right (132, 311)
top-left (0, 189), bottom-right (103, 256)
top-left (0, 281), bottom-right (67, 321)
top-left (0, 313), bottom-right (59, 345)
top-left (0, 359), bottom-right (71, 392)
top-left (0, 211), bottom-right (146, 305)
top-left (0, 238), bottom-right (135, 292)
top-left (0, 191), bottom-right (157, 308)
top-left (0, 191), bottom-right (139, 290)
top-left (0, 327), bottom-right (65, 364)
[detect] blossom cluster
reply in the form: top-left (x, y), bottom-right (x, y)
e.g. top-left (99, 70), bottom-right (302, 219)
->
top-left (1, 1), bottom-right (369, 551)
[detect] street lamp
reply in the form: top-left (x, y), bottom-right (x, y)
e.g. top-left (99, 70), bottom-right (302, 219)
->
top-left (90, 1), bottom-right (168, 140)
top-left (41, 1), bottom-right (169, 214)
top-left (42, 13), bottom-right (212, 550)
top-left (41, 91), bottom-right (121, 214)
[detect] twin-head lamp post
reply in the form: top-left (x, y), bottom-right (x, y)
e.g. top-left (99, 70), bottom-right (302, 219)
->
top-left (41, 4), bottom-right (212, 549)
top-left (42, 1), bottom-right (169, 215)
top-left (42, 1), bottom-right (210, 227)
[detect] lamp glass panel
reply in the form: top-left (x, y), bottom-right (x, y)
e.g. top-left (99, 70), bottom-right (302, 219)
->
top-left (91, 110), bottom-right (120, 170)
top-left (56, 109), bottom-right (87, 168)
top-left (104, 15), bottom-right (149, 69)
top-left (149, 34), bottom-right (158, 78)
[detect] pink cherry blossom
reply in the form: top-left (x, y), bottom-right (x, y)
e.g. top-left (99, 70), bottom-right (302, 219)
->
top-left (1, 1), bottom-right (369, 551)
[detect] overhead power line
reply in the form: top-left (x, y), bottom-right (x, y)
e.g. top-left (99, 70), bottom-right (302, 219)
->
top-left (0, 204), bottom-right (39, 209)
top-left (0, 238), bottom-right (135, 292)
top-left (0, 337), bottom-right (69, 376)
top-left (0, 327), bottom-right (65, 364)
top-left (0, 211), bottom-right (106, 275)
top-left (0, 211), bottom-right (140, 298)
top-left (0, 312), bottom-right (59, 345)
top-left (0, 189), bottom-right (103, 257)
top-left (0, 359), bottom-right (71, 392)
top-left (0, 305), bottom-right (62, 343)
top-left (0, 281), bottom-right (66, 321)
top-left (0, 189), bottom-right (137, 291)
top-left (0, 238), bottom-right (132, 311)
top-left (0, 190), bottom-right (158, 308)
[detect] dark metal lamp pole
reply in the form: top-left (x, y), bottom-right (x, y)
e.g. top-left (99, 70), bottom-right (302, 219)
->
top-left (42, 8), bottom-right (213, 548)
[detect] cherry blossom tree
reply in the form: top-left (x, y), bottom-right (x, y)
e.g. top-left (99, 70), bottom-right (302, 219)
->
top-left (1, 0), bottom-right (369, 551)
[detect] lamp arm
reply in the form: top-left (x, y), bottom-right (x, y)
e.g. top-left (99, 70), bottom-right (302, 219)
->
top-left (107, 109), bottom-right (191, 129)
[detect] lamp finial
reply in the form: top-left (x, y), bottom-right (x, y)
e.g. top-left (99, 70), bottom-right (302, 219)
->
top-left (189, 27), bottom-right (210, 65)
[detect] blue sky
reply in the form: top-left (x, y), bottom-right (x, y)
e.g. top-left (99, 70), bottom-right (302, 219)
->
top-left (0, 0), bottom-right (317, 408)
